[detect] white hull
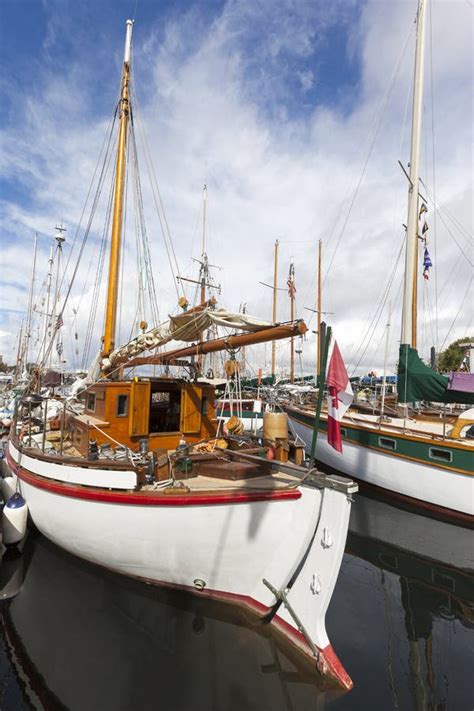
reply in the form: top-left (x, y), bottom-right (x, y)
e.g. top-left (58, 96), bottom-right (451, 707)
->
top-left (5, 440), bottom-right (357, 687)
top-left (288, 416), bottom-right (473, 518)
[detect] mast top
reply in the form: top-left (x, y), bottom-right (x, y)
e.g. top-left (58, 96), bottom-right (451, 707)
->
top-left (124, 19), bottom-right (133, 65)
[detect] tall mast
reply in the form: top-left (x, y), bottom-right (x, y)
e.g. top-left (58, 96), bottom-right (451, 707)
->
top-left (23, 232), bottom-right (38, 373)
top-left (41, 242), bottom-right (54, 363)
top-left (271, 239), bottom-right (279, 381)
top-left (102, 19), bottom-right (133, 359)
top-left (198, 184), bottom-right (208, 372)
top-left (52, 225), bottom-right (66, 366)
top-left (400, 0), bottom-right (427, 348)
top-left (288, 259), bottom-right (295, 384)
top-left (201, 183), bottom-right (207, 263)
top-left (316, 239), bottom-right (322, 379)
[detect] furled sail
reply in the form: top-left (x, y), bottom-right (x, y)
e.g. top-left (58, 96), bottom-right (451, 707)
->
top-left (398, 344), bottom-right (474, 405)
top-left (101, 308), bottom-right (270, 370)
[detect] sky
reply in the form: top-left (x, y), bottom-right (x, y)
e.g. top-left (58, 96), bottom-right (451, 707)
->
top-left (0, 0), bottom-right (472, 378)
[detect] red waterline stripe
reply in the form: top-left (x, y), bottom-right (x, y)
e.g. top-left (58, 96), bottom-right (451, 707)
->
top-left (6, 451), bottom-right (301, 507)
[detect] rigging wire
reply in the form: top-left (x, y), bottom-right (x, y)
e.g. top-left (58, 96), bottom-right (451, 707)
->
top-left (131, 83), bottom-right (185, 303)
top-left (419, 180), bottom-right (473, 265)
top-left (321, 19), bottom-right (416, 290)
top-left (348, 234), bottom-right (406, 375)
top-left (129, 118), bottom-right (161, 327)
top-left (439, 275), bottom-right (473, 351)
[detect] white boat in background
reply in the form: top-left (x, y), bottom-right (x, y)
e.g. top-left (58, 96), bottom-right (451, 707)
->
top-left (287, 0), bottom-right (474, 524)
top-left (3, 19), bottom-right (358, 688)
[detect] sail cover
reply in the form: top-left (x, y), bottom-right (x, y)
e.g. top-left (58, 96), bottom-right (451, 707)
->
top-left (398, 344), bottom-right (474, 405)
top-left (102, 308), bottom-right (270, 369)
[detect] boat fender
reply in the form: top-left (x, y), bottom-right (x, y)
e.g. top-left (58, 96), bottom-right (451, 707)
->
top-left (0, 476), bottom-right (16, 503)
top-left (2, 493), bottom-right (28, 547)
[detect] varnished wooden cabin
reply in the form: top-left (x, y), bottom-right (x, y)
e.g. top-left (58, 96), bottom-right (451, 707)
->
top-left (71, 378), bottom-right (217, 457)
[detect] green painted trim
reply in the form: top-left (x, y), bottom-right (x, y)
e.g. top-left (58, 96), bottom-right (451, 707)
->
top-left (219, 410), bottom-right (264, 420)
top-left (286, 407), bottom-right (474, 474)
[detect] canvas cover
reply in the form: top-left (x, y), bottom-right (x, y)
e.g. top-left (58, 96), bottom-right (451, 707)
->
top-left (397, 344), bottom-right (474, 405)
top-left (102, 308), bottom-right (270, 369)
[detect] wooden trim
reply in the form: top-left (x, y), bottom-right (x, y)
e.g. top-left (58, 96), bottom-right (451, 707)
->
top-left (287, 409), bottom-right (473, 476)
top-left (11, 457), bottom-right (301, 507)
top-left (288, 405), bottom-right (474, 451)
top-left (10, 437), bottom-right (133, 470)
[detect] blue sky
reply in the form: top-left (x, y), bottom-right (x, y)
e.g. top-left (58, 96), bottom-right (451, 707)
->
top-left (0, 0), bottom-right (472, 374)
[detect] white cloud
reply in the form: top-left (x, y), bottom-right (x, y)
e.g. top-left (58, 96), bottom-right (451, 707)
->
top-left (0, 0), bottom-right (472, 378)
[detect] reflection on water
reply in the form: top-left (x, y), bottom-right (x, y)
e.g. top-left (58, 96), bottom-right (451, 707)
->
top-left (327, 493), bottom-right (474, 711)
top-left (1, 492), bottom-right (473, 711)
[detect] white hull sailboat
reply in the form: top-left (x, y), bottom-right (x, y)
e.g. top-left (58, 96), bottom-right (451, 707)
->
top-left (287, 409), bottom-right (473, 520)
top-left (5, 439), bottom-right (355, 687)
top-left (3, 20), bottom-right (357, 688)
top-left (287, 0), bottom-right (474, 523)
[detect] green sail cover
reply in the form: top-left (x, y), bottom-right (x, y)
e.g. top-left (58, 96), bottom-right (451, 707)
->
top-left (398, 344), bottom-right (474, 405)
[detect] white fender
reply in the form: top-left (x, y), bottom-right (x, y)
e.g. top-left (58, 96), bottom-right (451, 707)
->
top-left (1, 476), bottom-right (17, 503)
top-left (2, 493), bottom-right (28, 546)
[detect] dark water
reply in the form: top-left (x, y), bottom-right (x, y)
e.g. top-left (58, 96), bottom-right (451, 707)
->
top-left (1, 493), bottom-right (473, 711)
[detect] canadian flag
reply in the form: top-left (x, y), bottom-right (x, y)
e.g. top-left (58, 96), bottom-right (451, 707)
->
top-left (326, 341), bottom-right (353, 453)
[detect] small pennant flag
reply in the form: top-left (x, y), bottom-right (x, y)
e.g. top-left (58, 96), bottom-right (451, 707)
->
top-left (326, 342), bottom-right (353, 453)
top-left (423, 247), bottom-right (432, 280)
top-left (419, 202), bottom-right (428, 217)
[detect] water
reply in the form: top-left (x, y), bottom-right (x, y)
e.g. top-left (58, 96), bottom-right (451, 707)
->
top-left (1, 492), bottom-right (473, 710)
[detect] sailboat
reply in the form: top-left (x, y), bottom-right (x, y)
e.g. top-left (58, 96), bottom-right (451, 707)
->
top-left (3, 20), bottom-right (358, 688)
top-left (286, 0), bottom-right (474, 523)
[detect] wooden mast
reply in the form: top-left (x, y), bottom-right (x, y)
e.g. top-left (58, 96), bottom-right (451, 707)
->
top-left (102, 19), bottom-right (133, 359)
top-left (271, 239), bottom-right (279, 382)
top-left (400, 0), bottom-right (426, 349)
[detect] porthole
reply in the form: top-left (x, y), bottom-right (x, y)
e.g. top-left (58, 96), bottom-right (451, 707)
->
top-left (379, 437), bottom-right (396, 451)
top-left (429, 447), bottom-right (452, 463)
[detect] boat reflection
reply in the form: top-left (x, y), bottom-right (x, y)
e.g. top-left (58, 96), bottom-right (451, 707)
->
top-left (1, 496), bottom-right (473, 711)
top-left (330, 492), bottom-right (474, 711)
top-left (1, 532), bottom-right (342, 711)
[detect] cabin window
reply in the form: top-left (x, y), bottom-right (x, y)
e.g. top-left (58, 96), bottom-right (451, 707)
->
top-left (340, 427), bottom-right (347, 437)
top-left (86, 393), bottom-right (96, 413)
top-left (429, 447), bottom-right (452, 463)
top-left (379, 437), bottom-right (396, 451)
top-left (201, 396), bottom-right (208, 416)
top-left (116, 394), bottom-right (128, 417)
top-left (75, 428), bottom-right (82, 446)
top-left (149, 389), bottom-right (181, 433)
